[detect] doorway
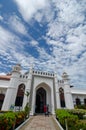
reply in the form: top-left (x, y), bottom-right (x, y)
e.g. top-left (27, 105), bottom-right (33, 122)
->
top-left (35, 87), bottom-right (46, 113)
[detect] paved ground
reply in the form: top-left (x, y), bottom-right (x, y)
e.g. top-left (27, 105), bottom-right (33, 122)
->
top-left (20, 115), bottom-right (61, 130)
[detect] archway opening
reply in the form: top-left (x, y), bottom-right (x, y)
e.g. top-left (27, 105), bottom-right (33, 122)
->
top-left (35, 87), bottom-right (46, 113)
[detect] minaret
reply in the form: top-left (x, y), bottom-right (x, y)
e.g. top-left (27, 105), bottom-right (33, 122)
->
top-left (2, 64), bottom-right (21, 111)
top-left (54, 72), bottom-right (60, 109)
top-left (62, 72), bottom-right (74, 109)
top-left (22, 65), bottom-right (33, 110)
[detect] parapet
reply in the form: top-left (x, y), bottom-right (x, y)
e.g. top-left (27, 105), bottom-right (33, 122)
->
top-left (32, 70), bottom-right (55, 77)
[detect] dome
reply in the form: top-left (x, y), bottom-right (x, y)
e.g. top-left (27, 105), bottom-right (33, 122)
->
top-left (62, 72), bottom-right (69, 80)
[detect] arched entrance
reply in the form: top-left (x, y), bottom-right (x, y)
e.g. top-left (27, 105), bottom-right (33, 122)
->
top-left (35, 87), bottom-right (46, 113)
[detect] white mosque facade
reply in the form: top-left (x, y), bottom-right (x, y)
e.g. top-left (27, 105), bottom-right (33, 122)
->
top-left (0, 64), bottom-right (86, 115)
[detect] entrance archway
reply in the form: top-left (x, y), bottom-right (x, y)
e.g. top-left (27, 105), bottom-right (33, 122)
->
top-left (35, 87), bottom-right (46, 113)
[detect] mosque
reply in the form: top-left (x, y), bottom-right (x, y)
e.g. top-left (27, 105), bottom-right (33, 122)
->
top-left (0, 64), bottom-right (86, 115)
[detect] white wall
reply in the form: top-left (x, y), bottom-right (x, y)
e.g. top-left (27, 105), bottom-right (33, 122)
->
top-left (0, 80), bottom-right (10, 88)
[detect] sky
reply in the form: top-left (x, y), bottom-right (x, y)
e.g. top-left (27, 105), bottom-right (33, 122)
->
top-left (0, 0), bottom-right (86, 88)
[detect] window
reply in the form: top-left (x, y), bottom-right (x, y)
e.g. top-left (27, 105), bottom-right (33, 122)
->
top-left (84, 99), bottom-right (86, 105)
top-left (59, 88), bottom-right (65, 107)
top-left (15, 84), bottom-right (25, 108)
top-left (76, 98), bottom-right (81, 105)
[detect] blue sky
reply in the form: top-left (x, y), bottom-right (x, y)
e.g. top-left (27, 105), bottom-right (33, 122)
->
top-left (0, 0), bottom-right (86, 88)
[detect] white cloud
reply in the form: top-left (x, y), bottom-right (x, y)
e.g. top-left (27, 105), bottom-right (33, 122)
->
top-left (0, 26), bottom-right (39, 71)
top-left (14, 0), bottom-right (48, 21)
top-left (0, 0), bottom-right (86, 88)
top-left (0, 26), bottom-right (15, 52)
top-left (9, 15), bottom-right (27, 35)
top-left (46, 38), bottom-right (59, 46)
top-left (0, 72), bottom-right (6, 75)
top-left (0, 15), bottom-right (3, 21)
top-left (0, 26), bottom-right (26, 65)
top-left (44, 0), bottom-right (86, 88)
top-left (14, 0), bottom-right (86, 26)
top-left (66, 25), bottom-right (86, 55)
top-left (47, 21), bottom-right (68, 40)
top-left (30, 40), bottom-right (39, 46)
top-left (52, 0), bottom-right (85, 25)
top-left (0, 4), bottom-right (2, 8)
top-left (34, 6), bottom-right (54, 24)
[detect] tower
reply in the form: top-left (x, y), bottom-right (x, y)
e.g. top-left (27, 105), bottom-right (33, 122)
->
top-left (2, 64), bottom-right (21, 111)
top-left (54, 73), bottom-right (60, 109)
top-left (62, 72), bottom-right (74, 109)
top-left (22, 66), bottom-right (33, 110)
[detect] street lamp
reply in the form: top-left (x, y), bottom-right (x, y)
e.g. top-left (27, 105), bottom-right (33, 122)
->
top-left (65, 117), bottom-right (68, 130)
top-left (24, 91), bottom-right (30, 118)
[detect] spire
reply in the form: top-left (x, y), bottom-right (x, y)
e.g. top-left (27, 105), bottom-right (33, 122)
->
top-left (30, 63), bottom-right (34, 70)
top-left (29, 63), bottom-right (34, 74)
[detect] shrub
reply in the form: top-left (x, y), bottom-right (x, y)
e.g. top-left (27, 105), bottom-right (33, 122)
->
top-left (68, 109), bottom-right (86, 119)
top-left (0, 111), bottom-right (27, 130)
top-left (55, 109), bottom-right (78, 130)
top-left (0, 112), bottom-right (16, 130)
top-left (56, 109), bottom-right (86, 130)
top-left (75, 120), bottom-right (86, 130)
top-left (15, 111), bottom-right (26, 126)
top-left (75, 105), bottom-right (86, 109)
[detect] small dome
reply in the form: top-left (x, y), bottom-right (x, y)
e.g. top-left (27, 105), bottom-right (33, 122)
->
top-left (62, 72), bottom-right (69, 80)
top-left (12, 64), bottom-right (21, 72)
top-left (63, 72), bottom-right (67, 75)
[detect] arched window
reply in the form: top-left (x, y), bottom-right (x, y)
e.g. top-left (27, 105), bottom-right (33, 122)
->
top-left (59, 88), bottom-right (65, 108)
top-left (15, 84), bottom-right (25, 110)
top-left (76, 98), bottom-right (81, 105)
top-left (84, 99), bottom-right (86, 105)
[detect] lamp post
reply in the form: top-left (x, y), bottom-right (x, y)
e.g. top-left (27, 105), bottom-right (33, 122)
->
top-left (25, 91), bottom-right (30, 103)
top-left (65, 118), bottom-right (68, 130)
top-left (24, 91), bottom-right (30, 118)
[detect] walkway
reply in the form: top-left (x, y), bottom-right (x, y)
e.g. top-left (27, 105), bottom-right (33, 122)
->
top-left (20, 115), bottom-right (61, 130)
